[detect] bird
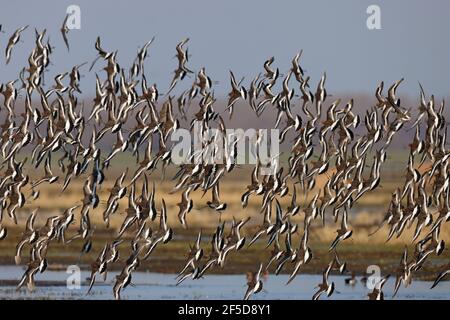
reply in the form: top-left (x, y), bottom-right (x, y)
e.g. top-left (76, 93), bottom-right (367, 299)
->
top-left (431, 264), bottom-right (450, 289)
top-left (345, 272), bottom-right (357, 286)
top-left (0, 224), bottom-right (7, 240)
top-left (103, 170), bottom-right (128, 225)
top-left (15, 209), bottom-right (39, 264)
top-left (166, 38), bottom-right (193, 94)
top-left (113, 264), bottom-right (133, 300)
top-left (291, 51), bottom-right (304, 83)
top-left (85, 246), bottom-right (107, 294)
top-left (287, 225), bottom-right (312, 284)
top-left (16, 257), bottom-right (47, 292)
top-left (89, 36), bottom-right (114, 71)
top-left (178, 230), bottom-right (203, 277)
top-left (265, 237), bottom-right (283, 271)
top-left (60, 12), bottom-right (71, 51)
top-left (177, 187), bottom-right (194, 229)
top-left (329, 209), bottom-right (353, 251)
top-left (368, 275), bottom-right (390, 300)
top-left (103, 130), bottom-right (128, 165)
top-left (217, 217), bottom-right (250, 267)
top-left (244, 263), bottom-right (264, 300)
top-left (226, 71), bottom-right (247, 119)
top-left (312, 260), bottom-right (335, 300)
top-left (206, 184), bottom-right (227, 214)
top-left (31, 157), bottom-right (59, 188)
top-left (141, 199), bottom-right (173, 259)
top-left (274, 228), bottom-right (296, 275)
top-left (392, 246), bottom-right (413, 297)
top-left (130, 37), bottom-right (155, 77)
top-left (5, 25), bottom-right (28, 64)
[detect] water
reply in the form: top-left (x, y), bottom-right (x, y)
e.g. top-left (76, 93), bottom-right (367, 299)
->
top-left (0, 266), bottom-right (449, 300)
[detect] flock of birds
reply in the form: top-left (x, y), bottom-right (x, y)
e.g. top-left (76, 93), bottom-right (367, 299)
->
top-left (0, 15), bottom-right (449, 300)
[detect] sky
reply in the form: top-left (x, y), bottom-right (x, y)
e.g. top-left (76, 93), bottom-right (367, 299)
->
top-left (0, 0), bottom-right (449, 99)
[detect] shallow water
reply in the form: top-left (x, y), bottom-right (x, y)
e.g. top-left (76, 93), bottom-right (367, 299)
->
top-left (0, 266), bottom-right (449, 300)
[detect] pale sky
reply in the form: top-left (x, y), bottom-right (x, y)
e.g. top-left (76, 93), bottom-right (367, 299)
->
top-left (0, 0), bottom-right (449, 98)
